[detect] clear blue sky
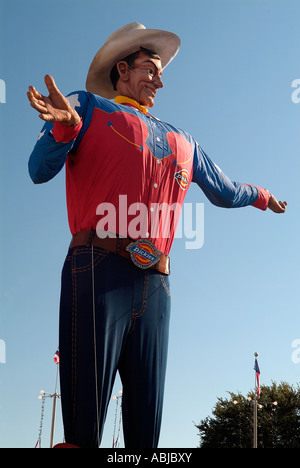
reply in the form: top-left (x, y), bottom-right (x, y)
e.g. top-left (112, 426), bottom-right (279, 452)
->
top-left (1, 0), bottom-right (300, 448)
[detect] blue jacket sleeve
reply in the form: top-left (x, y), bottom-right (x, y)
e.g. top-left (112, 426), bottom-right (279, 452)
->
top-left (192, 141), bottom-right (259, 208)
top-left (28, 90), bottom-right (90, 184)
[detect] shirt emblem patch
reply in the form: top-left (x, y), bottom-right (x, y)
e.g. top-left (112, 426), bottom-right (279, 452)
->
top-left (174, 169), bottom-right (189, 191)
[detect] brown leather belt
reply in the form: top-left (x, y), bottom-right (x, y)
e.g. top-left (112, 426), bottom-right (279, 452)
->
top-left (69, 230), bottom-right (170, 275)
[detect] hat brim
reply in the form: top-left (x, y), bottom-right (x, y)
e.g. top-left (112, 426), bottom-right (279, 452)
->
top-left (86, 23), bottom-right (180, 99)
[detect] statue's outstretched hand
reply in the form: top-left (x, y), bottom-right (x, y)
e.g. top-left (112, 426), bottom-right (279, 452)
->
top-left (268, 193), bottom-right (287, 213)
top-left (27, 74), bottom-right (81, 126)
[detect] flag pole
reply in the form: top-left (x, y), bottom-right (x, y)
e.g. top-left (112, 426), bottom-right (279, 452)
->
top-left (253, 393), bottom-right (258, 448)
top-left (253, 352), bottom-right (259, 449)
top-left (49, 350), bottom-right (60, 448)
top-left (50, 362), bottom-right (59, 448)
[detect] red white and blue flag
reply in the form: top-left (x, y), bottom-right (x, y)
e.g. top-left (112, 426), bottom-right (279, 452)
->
top-left (254, 358), bottom-right (260, 395)
top-left (54, 349), bottom-right (60, 365)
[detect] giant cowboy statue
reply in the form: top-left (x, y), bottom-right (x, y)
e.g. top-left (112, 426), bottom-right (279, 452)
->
top-left (27, 23), bottom-right (287, 449)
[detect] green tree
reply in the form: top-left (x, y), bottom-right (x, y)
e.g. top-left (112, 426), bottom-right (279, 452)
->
top-left (196, 381), bottom-right (300, 448)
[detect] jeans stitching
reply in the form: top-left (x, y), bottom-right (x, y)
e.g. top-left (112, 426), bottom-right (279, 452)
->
top-left (129, 271), bottom-right (150, 333)
top-left (160, 275), bottom-right (171, 298)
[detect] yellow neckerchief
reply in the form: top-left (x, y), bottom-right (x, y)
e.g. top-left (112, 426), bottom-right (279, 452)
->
top-left (114, 95), bottom-right (149, 114)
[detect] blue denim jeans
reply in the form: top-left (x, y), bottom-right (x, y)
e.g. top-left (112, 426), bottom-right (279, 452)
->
top-left (59, 246), bottom-right (171, 448)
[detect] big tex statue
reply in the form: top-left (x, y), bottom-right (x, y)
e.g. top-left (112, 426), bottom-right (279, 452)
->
top-left (27, 23), bottom-right (287, 448)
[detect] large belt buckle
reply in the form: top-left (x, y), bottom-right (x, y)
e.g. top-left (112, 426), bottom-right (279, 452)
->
top-left (126, 239), bottom-right (160, 270)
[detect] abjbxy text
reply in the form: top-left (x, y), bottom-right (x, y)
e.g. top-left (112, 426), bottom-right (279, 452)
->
top-left (107, 452), bottom-right (193, 465)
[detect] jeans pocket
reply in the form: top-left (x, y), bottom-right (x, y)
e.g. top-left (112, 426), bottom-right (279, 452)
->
top-left (71, 246), bottom-right (108, 274)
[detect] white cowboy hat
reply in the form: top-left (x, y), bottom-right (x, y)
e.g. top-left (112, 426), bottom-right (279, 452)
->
top-left (86, 22), bottom-right (180, 98)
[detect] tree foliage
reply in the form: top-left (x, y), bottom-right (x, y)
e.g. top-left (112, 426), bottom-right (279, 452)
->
top-left (196, 381), bottom-right (300, 448)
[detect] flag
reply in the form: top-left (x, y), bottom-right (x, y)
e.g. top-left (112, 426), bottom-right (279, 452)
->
top-left (54, 349), bottom-right (60, 365)
top-left (254, 358), bottom-right (260, 395)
